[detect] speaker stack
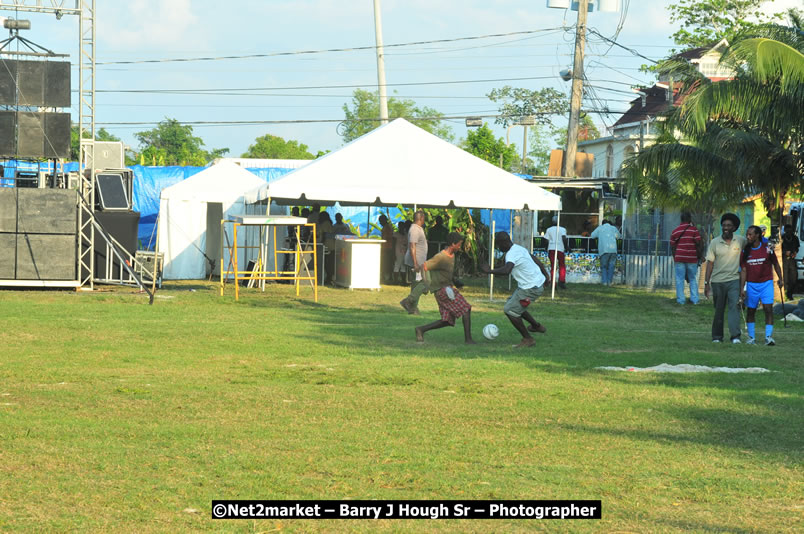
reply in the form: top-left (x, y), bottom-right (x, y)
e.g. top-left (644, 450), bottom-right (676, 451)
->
top-left (90, 170), bottom-right (141, 280)
top-left (0, 59), bottom-right (71, 160)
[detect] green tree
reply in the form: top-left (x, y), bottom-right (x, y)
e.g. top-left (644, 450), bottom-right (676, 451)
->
top-left (70, 127), bottom-right (122, 161)
top-left (624, 22), bottom-right (804, 235)
top-left (461, 123), bottom-right (520, 171)
top-left (551, 114), bottom-right (601, 148)
top-left (486, 86), bottom-right (568, 127)
top-left (667, 0), bottom-right (782, 49)
top-left (340, 89), bottom-right (453, 143)
top-left (241, 134), bottom-right (315, 159)
top-left (134, 118), bottom-right (228, 166)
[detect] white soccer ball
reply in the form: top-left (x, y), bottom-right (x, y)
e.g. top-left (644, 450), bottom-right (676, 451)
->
top-left (483, 324), bottom-right (499, 340)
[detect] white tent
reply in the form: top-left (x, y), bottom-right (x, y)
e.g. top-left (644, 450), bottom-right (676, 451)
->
top-left (246, 118), bottom-right (562, 211)
top-left (158, 161), bottom-right (267, 279)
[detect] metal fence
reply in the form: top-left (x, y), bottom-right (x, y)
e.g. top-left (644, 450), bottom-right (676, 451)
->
top-left (624, 255), bottom-right (676, 288)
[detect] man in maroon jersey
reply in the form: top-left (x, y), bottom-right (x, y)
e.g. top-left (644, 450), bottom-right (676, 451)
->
top-left (740, 225), bottom-right (783, 345)
top-left (670, 212), bottom-right (703, 305)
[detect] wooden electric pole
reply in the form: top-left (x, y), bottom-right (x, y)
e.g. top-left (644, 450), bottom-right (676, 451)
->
top-left (563, 0), bottom-right (589, 178)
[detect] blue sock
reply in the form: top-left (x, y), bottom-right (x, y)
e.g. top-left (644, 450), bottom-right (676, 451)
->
top-left (747, 323), bottom-right (755, 339)
top-left (766, 324), bottom-right (773, 338)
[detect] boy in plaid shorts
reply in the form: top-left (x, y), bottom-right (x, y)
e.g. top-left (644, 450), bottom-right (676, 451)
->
top-left (414, 232), bottom-right (475, 344)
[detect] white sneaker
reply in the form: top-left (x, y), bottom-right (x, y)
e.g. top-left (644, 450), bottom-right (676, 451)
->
top-left (746, 337), bottom-right (756, 345)
top-left (765, 336), bottom-right (775, 346)
top-left (712, 339), bottom-right (722, 343)
top-left (732, 338), bottom-right (741, 344)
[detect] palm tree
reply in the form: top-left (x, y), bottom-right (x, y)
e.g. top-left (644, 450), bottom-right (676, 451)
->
top-left (624, 18), bottom-right (803, 234)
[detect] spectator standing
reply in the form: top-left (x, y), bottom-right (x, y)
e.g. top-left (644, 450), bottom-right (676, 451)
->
top-left (400, 211), bottom-right (429, 314)
top-left (379, 214), bottom-right (395, 283)
top-left (306, 203), bottom-right (321, 224)
top-left (428, 215), bottom-right (449, 249)
top-left (393, 221), bottom-right (408, 284)
top-left (333, 213), bottom-right (353, 235)
top-left (316, 211), bottom-right (334, 284)
top-left (704, 213), bottom-right (747, 343)
top-left (590, 219), bottom-right (621, 286)
top-left (781, 224), bottom-right (799, 300)
top-left (670, 213), bottom-right (703, 304)
top-left (544, 215), bottom-right (569, 289)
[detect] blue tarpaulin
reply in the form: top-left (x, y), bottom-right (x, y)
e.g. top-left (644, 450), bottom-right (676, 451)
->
top-left (132, 165), bottom-right (300, 250)
top-left (3, 161), bottom-right (538, 248)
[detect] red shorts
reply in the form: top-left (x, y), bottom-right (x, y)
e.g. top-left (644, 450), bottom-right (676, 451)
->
top-left (434, 287), bottom-right (471, 325)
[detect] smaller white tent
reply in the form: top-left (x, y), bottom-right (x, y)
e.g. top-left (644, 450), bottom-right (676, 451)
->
top-left (158, 161), bottom-right (266, 280)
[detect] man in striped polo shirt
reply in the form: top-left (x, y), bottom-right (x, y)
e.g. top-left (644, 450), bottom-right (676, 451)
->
top-left (670, 212), bottom-right (703, 305)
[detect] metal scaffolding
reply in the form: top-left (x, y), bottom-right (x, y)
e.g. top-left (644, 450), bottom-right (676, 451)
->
top-left (1, 1), bottom-right (97, 288)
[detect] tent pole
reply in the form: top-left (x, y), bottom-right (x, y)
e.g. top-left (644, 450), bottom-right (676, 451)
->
top-left (509, 210), bottom-right (513, 290)
top-left (366, 205), bottom-right (371, 237)
top-left (489, 214), bottom-right (495, 301)
top-left (151, 214), bottom-right (160, 299)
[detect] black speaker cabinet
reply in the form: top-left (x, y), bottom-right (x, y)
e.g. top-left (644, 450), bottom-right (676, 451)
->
top-left (0, 60), bottom-right (70, 107)
top-left (0, 111), bottom-right (15, 157)
top-left (92, 210), bottom-right (141, 279)
top-left (0, 188), bottom-right (79, 281)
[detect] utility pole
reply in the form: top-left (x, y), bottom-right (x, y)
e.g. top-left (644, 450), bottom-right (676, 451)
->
top-left (373, 0), bottom-right (389, 125)
top-left (522, 124), bottom-right (528, 171)
top-left (562, 0), bottom-right (589, 178)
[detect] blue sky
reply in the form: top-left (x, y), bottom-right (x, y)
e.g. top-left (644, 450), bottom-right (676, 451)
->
top-left (2, 0), bottom-right (799, 159)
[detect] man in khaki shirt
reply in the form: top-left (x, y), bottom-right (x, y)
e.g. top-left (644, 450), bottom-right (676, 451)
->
top-left (704, 213), bottom-right (747, 343)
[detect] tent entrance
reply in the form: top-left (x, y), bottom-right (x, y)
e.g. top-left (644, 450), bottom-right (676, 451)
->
top-left (205, 202), bottom-right (223, 276)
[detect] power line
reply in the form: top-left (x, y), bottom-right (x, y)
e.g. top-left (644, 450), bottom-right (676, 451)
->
top-left (95, 109), bottom-right (631, 129)
top-left (586, 28), bottom-right (660, 64)
top-left (95, 27), bottom-right (565, 66)
top-left (86, 75), bottom-right (560, 95)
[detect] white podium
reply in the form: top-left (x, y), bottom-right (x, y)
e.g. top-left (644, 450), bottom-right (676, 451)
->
top-left (333, 238), bottom-right (384, 290)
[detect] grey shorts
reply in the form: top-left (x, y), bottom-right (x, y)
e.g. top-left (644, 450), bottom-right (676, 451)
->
top-left (504, 285), bottom-right (544, 317)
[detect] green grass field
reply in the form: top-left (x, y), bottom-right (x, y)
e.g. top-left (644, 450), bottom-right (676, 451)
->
top-left (1, 279), bottom-right (801, 533)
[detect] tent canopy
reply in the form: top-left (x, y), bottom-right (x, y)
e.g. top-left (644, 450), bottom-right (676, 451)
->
top-left (247, 118), bottom-right (562, 211)
top-left (158, 161), bottom-right (267, 279)
top-left (160, 160), bottom-right (264, 203)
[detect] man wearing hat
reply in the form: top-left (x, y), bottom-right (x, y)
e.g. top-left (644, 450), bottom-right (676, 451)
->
top-left (704, 213), bottom-right (747, 343)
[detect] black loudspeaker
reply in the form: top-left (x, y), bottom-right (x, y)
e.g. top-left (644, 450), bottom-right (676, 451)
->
top-left (15, 112), bottom-right (70, 159)
top-left (17, 61), bottom-right (46, 106)
top-left (0, 112), bottom-right (15, 157)
top-left (95, 170), bottom-right (134, 211)
top-left (0, 59), bottom-right (17, 105)
top-left (0, 189), bottom-right (79, 281)
top-left (92, 210), bottom-right (141, 279)
top-left (44, 112), bottom-right (70, 158)
top-left (0, 60), bottom-right (70, 107)
top-left (45, 62), bottom-right (71, 108)
top-left (14, 171), bottom-right (38, 188)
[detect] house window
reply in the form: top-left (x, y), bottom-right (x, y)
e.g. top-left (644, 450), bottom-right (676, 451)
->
top-left (606, 144), bottom-right (614, 178)
top-left (619, 145), bottom-right (636, 177)
top-left (698, 59), bottom-right (734, 78)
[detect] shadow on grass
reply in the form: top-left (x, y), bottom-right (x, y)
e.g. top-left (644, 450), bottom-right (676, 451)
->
top-left (226, 280), bottom-right (804, 460)
top-left (557, 402), bottom-right (802, 461)
top-left (656, 519), bottom-right (758, 534)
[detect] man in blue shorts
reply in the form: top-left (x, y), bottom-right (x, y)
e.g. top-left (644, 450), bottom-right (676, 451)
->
top-left (740, 225), bottom-right (783, 345)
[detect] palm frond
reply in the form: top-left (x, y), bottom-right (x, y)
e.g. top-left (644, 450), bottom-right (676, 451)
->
top-left (724, 38), bottom-right (804, 94)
